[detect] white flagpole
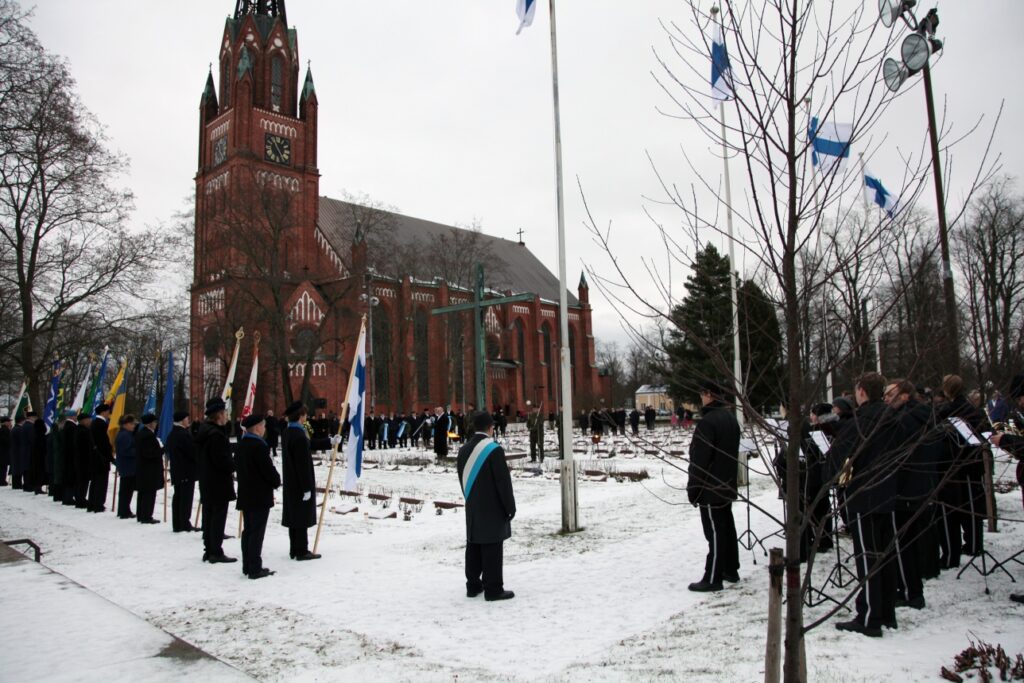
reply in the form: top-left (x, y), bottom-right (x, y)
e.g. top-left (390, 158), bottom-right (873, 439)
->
top-left (221, 328), bottom-right (244, 419)
top-left (547, 0), bottom-right (577, 533)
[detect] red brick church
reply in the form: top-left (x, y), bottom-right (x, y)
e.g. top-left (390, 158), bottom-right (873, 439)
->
top-left (189, 0), bottom-right (608, 418)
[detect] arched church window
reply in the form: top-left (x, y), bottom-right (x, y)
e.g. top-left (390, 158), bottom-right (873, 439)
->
top-left (270, 54), bottom-right (284, 112)
top-left (415, 307), bottom-right (430, 402)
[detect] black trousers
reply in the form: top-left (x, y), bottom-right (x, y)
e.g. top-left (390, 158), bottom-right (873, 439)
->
top-left (699, 503), bottom-right (739, 584)
top-left (529, 432), bottom-right (544, 461)
top-left (75, 474), bottom-right (90, 508)
top-left (203, 501), bottom-right (229, 557)
top-left (466, 542), bottom-right (504, 597)
top-left (172, 479), bottom-right (195, 531)
top-left (920, 504), bottom-right (941, 579)
top-left (241, 507), bottom-right (270, 576)
top-left (893, 507), bottom-right (926, 601)
top-left (136, 488), bottom-right (157, 522)
top-left (288, 525), bottom-right (309, 557)
top-left (117, 475), bottom-right (136, 517)
top-left (961, 476), bottom-right (985, 556)
top-left (88, 471), bottom-right (109, 511)
top-left (0, 456), bottom-right (7, 484)
top-left (936, 500), bottom-right (961, 569)
top-left (850, 512), bottom-right (897, 629)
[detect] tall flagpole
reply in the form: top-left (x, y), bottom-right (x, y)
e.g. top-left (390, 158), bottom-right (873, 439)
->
top-left (547, 0), bottom-right (578, 533)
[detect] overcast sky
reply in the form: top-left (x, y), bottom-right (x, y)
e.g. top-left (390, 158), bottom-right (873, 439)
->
top-left (27, 0), bottom-right (1024, 350)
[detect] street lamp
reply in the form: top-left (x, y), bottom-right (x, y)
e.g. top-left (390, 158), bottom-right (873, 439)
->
top-left (878, 0), bottom-right (958, 372)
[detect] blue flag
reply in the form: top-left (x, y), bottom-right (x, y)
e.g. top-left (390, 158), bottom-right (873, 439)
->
top-left (143, 364), bottom-right (158, 416)
top-left (158, 351), bottom-right (175, 443)
top-left (343, 321), bottom-right (368, 492)
top-left (515, 0), bottom-right (537, 35)
top-left (864, 170), bottom-right (899, 218)
top-left (43, 359), bottom-right (61, 432)
top-left (710, 23), bottom-right (733, 101)
top-left (90, 351), bottom-right (111, 417)
top-left (809, 116), bottom-right (853, 174)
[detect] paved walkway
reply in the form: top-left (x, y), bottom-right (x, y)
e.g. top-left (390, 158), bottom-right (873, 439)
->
top-left (0, 540), bottom-right (253, 682)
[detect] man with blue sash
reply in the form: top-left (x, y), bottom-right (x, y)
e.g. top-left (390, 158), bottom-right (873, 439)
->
top-left (457, 411), bottom-right (516, 602)
top-left (235, 414), bottom-right (281, 580)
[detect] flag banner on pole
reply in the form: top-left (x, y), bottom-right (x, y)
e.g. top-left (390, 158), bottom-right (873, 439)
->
top-left (343, 321), bottom-right (368, 493)
top-left (11, 378), bottom-right (30, 420)
top-left (158, 351), bottom-right (175, 443)
top-left (86, 348), bottom-right (110, 416)
top-left (105, 357), bottom-right (127, 404)
top-left (515, 0), bottom-right (537, 35)
top-left (863, 169), bottom-right (899, 218)
top-left (222, 329), bottom-right (244, 421)
top-left (143, 363), bottom-right (158, 416)
top-left (809, 117), bottom-right (853, 174)
top-left (107, 360), bottom-right (128, 446)
top-left (710, 22), bottom-right (733, 101)
top-left (70, 363), bottom-right (93, 413)
top-left (43, 360), bottom-right (62, 432)
top-left (241, 341), bottom-right (259, 420)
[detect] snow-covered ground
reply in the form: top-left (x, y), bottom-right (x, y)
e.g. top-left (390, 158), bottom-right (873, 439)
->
top-left (2, 428), bottom-right (1023, 681)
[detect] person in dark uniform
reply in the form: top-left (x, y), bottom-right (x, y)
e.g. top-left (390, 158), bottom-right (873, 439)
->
top-left (26, 411), bottom-right (47, 494)
top-left (527, 405), bottom-right (544, 463)
top-left (10, 414), bottom-right (25, 489)
top-left (195, 398), bottom-right (237, 563)
top-left (264, 410), bottom-right (280, 457)
top-left (364, 409), bottom-right (377, 450)
top-left (74, 412), bottom-right (95, 509)
top-left (19, 411), bottom-right (38, 493)
top-left (832, 372), bottom-right (901, 638)
top-left (457, 411), bottom-right (516, 601)
top-left (990, 373), bottom-right (1024, 604)
top-left (686, 380), bottom-right (740, 592)
top-left (88, 404), bottom-right (114, 510)
top-left (166, 411), bottom-right (199, 532)
top-left (134, 413), bottom-right (164, 524)
top-left (235, 414), bottom-right (281, 580)
top-left (644, 406), bottom-right (657, 431)
top-left (433, 406), bottom-right (450, 459)
top-left (281, 401), bottom-right (336, 560)
top-left (60, 410), bottom-right (79, 505)
top-left (629, 408), bottom-right (640, 436)
top-left (0, 415), bottom-right (10, 485)
top-left (114, 414), bottom-right (138, 518)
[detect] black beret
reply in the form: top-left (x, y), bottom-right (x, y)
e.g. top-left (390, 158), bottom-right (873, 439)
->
top-left (832, 396), bottom-right (855, 415)
top-left (173, 410), bottom-right (190, 422)
top-left (241, 413), bottom-right (264, 428)
top-left (470, 410), bottom-right (494, 433)
top-left (1010, 374), bottom-right (1024, 400)
top-left (95, 403), bottom-right (112, 414)
top-left (25, 410), bottom-right (38, 418)
top-left (285, 401), bottom-right (306, 419)
top-left (141, 413), bottom-right (158, 425)
top-left (78, 412), bottom-right (91, 420)
top-left (205, 397), bottom-right (226, 416)
top-left (811, 403), bottom-right (833, 417)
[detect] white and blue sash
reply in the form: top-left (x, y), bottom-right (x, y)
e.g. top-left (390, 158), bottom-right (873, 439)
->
top-left (461, 437), bottom-right (499, 499)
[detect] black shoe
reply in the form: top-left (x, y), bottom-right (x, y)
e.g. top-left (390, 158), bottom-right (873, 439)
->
top-left (818, 540), bottom-right (834, 552)
top-left (896, 596), bottom-right (926, 610)
top-left (835, 620), bottom-right (882, 638)
top-left (1010, 594), bottom-right (1024, 604)
top-left (883, 619), bottom-right (898, 630)
top-left (206, 554), bottom-right (237, 564)
top-left (294, 552), bottom-right (321, 561)
top-left (722, 572), bottom-right (740, 584)
top-left (138, 519), bottom-right (160, 524)
top-left (247, 568), bottom-right (275, 580)
top-left (467, 588), bottom-right (483, 598)
top-left (485, 590), bottom-right (515, 601)
top-left (687, 580), bottom-right (723, 592)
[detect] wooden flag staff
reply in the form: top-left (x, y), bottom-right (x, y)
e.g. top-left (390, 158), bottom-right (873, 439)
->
top-left (312, 315), bottom-right (366, 556)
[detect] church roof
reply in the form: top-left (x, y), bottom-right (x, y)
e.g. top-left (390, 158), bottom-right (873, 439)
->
top-left (318, 196), bottom-right (579, 306)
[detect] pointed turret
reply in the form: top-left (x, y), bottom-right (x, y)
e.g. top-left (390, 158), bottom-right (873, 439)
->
top-left (300, 67), bottom-right (316, 104)
top-left (300, 66), bottom-right (318, 121)
top-left (200, 69), bottom-right (218, 120)
top-left (578, 271), bottom-right (590, 305)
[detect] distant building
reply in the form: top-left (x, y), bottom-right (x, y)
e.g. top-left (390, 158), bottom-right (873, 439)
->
top-left (634, 385), bottom-right (674, 413)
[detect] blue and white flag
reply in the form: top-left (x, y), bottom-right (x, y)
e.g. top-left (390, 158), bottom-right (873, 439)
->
top-left (515, 0), bottom-right (537, 35)
top-left (343, 320), bottom-right (368, 492)
top-left (864, 169), bottom-right (899, 218)
top-left (43, 359), bottom-right (61, 432)
top-left (809, 117), bottom-right (853, 174)
top-left (710, 22), bottom-right (733, 101)
top-left (143, 364), bottom-right (158, 416)
top-left (157, 351), bottom-right (175, 443)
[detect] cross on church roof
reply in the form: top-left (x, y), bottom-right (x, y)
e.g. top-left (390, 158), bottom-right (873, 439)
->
top-left (516, 228), bottom-right (525, 244)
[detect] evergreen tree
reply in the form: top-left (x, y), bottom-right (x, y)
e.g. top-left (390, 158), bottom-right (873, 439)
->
top-left (738, 280), bottom-right (784, 411)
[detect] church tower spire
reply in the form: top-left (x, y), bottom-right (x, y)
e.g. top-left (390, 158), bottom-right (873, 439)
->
top-left (234, 0), bottom-right (287, 27)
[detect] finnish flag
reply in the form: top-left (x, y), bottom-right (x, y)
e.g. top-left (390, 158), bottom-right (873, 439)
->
top-left (710, 23), bottom-right (733, 101)
top-left (864, 170), bottom-right (899, 218)
top-left (809, 117), bottom-right (853, 174)
top-left (343, 322), bottom-right (368, 492)
top-left (516, 0), bottom-right (537, 35)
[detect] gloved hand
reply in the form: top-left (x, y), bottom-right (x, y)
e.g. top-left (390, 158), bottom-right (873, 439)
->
top-left (303, 491), bottom-right (312, 502)
top-left (330, 435), bottom-right (342, 447)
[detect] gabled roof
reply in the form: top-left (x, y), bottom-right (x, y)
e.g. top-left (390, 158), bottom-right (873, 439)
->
top-left (317, 196), bottom-right (579, 306)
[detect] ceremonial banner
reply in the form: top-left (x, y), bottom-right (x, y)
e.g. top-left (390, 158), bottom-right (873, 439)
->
top-left (809, 116), bottom-right (853, 174)
top-left (710, 22), bottom-right (733, 101)
top-left (107, 360), bottom-right (128, 446)
top-left (241, 334), bottom-right (260, 420)
top-left (343, 320), bottom-right (368, 492)
top-left (70, 362), bottom-right (93, 413)
top-left (43, 361), bottom-right (62, 432)
top-left (86, 347), bottom-right (110, 416)
top-left (863, 169), bottom-right (899, 218)
top-left (11, 378), bottom-right (30, 420)
top-left (158, 352), bottom-right (175, 443)
top-left (515, 0), bottom-right (537, 35)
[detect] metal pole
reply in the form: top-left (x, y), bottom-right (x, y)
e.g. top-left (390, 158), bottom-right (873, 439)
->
top-left (366, 281), bottom-right (375, 412)
top-left (474, 264), bottom-right (486, 411)
top-left (548, 0), bottom-right (577, 533)
top-left (921, 62), bottom-right (959, 373)
top-left (719, 99), bottom-right (743, 428)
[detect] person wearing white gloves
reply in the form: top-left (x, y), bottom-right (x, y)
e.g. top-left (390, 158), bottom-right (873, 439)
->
top-left (280, 401), bottom-right (336, 561)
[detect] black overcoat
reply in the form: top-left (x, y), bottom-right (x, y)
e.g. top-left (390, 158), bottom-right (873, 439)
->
top-left (686, 402), bottom-right (740, 507)
top-left (134, 426), bottom-right (165, 493)
top-left (75, 423), bottom-right (96, 483)
top-left (195, 421), bottom-right (236, 504)
top-left (456, 433), bottom-right (516, 544)
top-left (61, 420), bottom-right (78, 485)
top-left (165, 424), bottom-right (197, 483)
top-left (280, 424), bottom-right (327, 528)
top-left (235, 434), bottom-right (281, 511)
top-left (90, 418), bottom-right (114, 475)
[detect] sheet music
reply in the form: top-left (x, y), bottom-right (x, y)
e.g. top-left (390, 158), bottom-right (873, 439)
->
top-left (948, 417), bottom-right (981, 446)
top-left (810, 430), bottom-right (831, 454)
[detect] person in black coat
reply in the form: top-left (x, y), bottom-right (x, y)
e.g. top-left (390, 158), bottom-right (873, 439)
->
top-left (114, 415), bottom-right (138, 518)
top-left (26, 411), bottom-right (47, 494)
top-left (195, 398), bottom-right (237, 563)
top-left (21, 411), bottom-right (41, 494)
top-left (235, 414), bottom-right (281, 579)
top-left (88, 405), bottom-right (115, 511)
top-left (10, 415), bottom-right (25, 489)
top-left (0, 415), bottom-right (10, 486)
top-left (433, 406), bottom-right (451, 459)
top-left (60, 412), bottom-right (79, 505)
top-left (686, 380), bottom-right (741, 592)
top-left (457, 411), bottom-right (516, 601)
top-left (281, 401), bottom-right (336, 561)
top-left (831, 373), bottom-right (901, 638)
top-left (134, 414), bottom-right (164, 524)
top-left (644, 406), bottom-right (657, 431)
top-left (991, 373), bottom-right (1024, 604)
top-left (74, 413), bottom-right (96, 509)
top-left (364, 409), bottom-right (378, 450)
top-left (166, 411), bottom-right (199, 532)
top-left (628, 408), bottom-right (640, 436)
top-left (264, 410), bottom-right (280, 457)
